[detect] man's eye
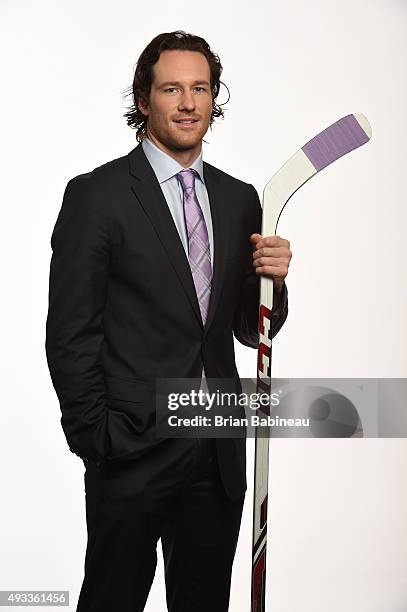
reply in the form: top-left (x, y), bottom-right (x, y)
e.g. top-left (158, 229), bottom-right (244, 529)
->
top-left (163, 87), bottom-right (207, 93)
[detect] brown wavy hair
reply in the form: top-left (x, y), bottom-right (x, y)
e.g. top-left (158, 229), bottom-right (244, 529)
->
top-left (122, 30), bottom-right (229, 142)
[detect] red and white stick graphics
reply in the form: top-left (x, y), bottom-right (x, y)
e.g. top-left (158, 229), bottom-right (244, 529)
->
top-left (251, 113), bottom-right (372, 612)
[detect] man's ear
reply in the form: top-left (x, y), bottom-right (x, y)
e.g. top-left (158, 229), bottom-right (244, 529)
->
top-left (138, 96), bottom-right (149, 117)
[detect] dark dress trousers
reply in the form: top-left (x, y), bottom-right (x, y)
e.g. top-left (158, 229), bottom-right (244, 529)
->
top-left (45, 142), bottom-right (288, 611)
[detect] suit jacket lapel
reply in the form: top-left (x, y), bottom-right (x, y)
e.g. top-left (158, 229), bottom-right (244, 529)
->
top-left (127, 143), bottom-right (229, 334)
top-left (128, 143), bottom-right (202, 327)
top-left (202, 162), bottom-right (229, 335)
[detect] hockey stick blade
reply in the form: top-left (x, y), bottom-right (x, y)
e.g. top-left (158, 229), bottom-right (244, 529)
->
top-left (262, 113), bottom-right (372, 236)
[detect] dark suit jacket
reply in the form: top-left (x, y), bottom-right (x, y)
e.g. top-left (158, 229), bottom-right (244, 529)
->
top-left (45, 142), bottom-right (288, 500)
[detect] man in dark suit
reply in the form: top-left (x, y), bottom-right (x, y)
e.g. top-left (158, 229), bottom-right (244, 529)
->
top-left (45, 31), bottom-right (291, 612)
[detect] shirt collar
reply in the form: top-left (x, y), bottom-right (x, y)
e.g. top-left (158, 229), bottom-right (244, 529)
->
top-left (141, 136), bottom-right (205, 185)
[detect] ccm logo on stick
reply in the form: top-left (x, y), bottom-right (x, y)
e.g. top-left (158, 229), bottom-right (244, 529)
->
top-left (258, 304), bottom-right (272, 380)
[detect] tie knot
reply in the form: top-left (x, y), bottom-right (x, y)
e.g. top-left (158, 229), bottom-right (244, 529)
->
top-left (176, 168), bottom-right (198, 192)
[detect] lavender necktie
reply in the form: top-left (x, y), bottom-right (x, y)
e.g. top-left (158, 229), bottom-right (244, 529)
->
top-left (176, 168), bottom-right (212, 324)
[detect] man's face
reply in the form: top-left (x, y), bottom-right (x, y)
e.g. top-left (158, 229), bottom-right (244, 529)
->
top-left (138, 49), bottom-right (213, 152)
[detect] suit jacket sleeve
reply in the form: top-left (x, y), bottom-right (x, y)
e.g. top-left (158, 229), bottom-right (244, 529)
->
top-left (232, 183), bottom-right (288, 348)
top-left (45, 177), bottom-right (111, 463)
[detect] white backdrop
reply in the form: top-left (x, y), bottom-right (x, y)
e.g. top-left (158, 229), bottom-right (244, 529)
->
top-left (1, 0), bottom-right (406, 610)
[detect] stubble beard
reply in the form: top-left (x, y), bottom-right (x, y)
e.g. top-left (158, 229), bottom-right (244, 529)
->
top-left (147, 116), bottom-right (210, 153)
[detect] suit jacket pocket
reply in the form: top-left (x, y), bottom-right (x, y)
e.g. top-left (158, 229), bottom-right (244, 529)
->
top-left (105, 375), bottom-right (148, 401)
top-left (104, 375), bottom-right (155, 435)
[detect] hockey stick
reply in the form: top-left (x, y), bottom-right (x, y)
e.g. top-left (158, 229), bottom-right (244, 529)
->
top-left (251, 113), bottom-right (372, 612)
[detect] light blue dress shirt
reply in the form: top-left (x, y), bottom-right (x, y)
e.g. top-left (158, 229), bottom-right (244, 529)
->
top-left (141, 136), bottom-right (214, 269)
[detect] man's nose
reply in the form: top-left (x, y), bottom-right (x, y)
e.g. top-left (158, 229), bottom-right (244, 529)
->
top-left (178, 90), bottom-right (195, 111)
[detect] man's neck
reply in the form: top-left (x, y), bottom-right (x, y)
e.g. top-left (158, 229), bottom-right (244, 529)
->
top-left (145, 131), bottom-right (201, 168)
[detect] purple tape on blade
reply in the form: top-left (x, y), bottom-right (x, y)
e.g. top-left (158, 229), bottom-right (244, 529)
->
top-left (302, 115), bottom-right (370, 172)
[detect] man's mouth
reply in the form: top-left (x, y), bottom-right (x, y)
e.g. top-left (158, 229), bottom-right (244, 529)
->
top-left (174, 119), bottom-right (198, 125)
